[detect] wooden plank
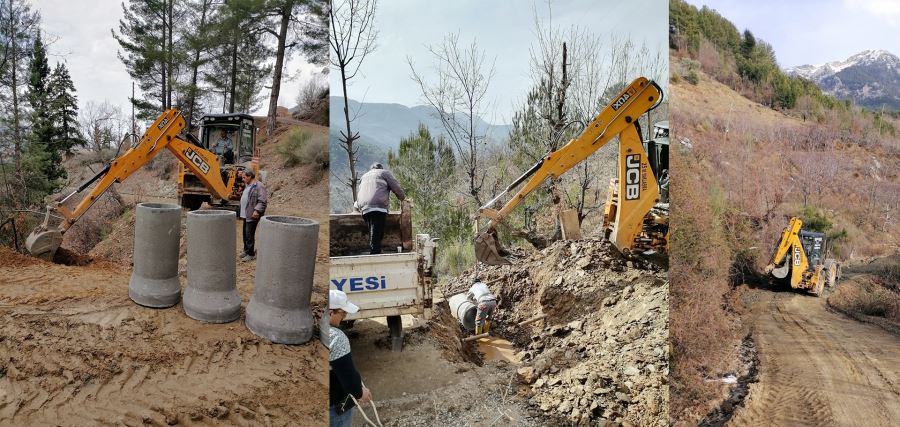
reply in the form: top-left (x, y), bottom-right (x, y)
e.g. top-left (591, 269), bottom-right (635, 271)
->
top-left (560, 209), bottom-right (581, 240)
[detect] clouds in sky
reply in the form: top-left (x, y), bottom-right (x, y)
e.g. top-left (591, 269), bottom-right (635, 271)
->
top-left (687, 0), bottom-right (900, 68)
top-left (33, 0), bottom-right (318, 117)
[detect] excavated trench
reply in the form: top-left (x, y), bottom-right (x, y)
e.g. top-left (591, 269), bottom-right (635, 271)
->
top-left (440, 239), bottom-right (670, 426)
top-left (698, 335), bottom-right (760, 427)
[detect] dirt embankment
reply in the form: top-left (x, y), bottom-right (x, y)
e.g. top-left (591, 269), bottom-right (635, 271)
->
top-left (446, 239), bottom-right (669, 426)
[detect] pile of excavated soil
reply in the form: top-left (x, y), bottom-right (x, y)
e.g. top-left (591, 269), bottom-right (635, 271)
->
top-left (446, 239), bottom-right (669, 426)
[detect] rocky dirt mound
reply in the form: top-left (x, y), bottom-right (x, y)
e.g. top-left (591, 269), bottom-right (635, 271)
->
top-left (445, 239), bottom-right (668, 426)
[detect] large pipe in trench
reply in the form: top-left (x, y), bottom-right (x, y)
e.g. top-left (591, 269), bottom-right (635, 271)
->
top-left (448, 293), bottom-right (477, 331)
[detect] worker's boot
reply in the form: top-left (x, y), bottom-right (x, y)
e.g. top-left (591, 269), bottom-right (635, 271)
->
top-left (483, 320), bottom-right (491, 334)
top-left (475, 324), bottom-right (482, 335)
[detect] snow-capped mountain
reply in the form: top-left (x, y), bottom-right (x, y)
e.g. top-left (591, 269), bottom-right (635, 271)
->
top-left (786, 49), bottom-right (900, 110)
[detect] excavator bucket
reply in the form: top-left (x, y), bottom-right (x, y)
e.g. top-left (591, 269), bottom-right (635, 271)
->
top-left (771, 261), bottom-right (790, 279)
top-left (25, 229), bottom-right (63, 261)
top-left (474, 230), bottom-right (510, 266)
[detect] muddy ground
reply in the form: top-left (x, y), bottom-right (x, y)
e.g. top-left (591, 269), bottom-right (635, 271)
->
top-left (0, 122), bottom-right (330, 426)
top-left (343, 315), bottom-right (538, 427)
top-left (342, 238), bottom-right (668, 426)
top-left (726, 264), bottom-right (900, 427)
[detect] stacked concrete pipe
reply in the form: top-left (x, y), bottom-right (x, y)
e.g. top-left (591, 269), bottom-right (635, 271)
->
top-left (183, 210), bottom-right (240, 323)
top-left (448, 293), bottom-right (477, 331)
top-left (129, 203), bottom-right (182, 308)
top-left (246, 216), bottom-right (319, 344)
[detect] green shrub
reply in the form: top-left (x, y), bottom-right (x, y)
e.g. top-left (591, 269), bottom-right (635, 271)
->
top-left (685, 69), bottom-right (700, 85)
top-left (436, 239), bottom-right (474, 278)
top-left (276, 129), bottom-right (328, 169)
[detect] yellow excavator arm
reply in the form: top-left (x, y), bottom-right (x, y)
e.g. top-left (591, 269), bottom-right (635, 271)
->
top-left (475, 77), bottom-right (664, 265)
top-left (25, 109), bottom-right (233, 259)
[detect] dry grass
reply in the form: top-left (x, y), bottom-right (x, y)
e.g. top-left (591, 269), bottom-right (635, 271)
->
top-left (829, 279), bottom-right (900, 320)
top-left (669, 140), bottom-right (744, 425)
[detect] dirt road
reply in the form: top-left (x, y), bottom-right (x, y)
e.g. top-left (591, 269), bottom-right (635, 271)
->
top-left (0, 250), bottom-right (327, 426)
top-left (0, 125), bottom-right (331, 425)
top-left (729, 288), bottom-right (900, 427)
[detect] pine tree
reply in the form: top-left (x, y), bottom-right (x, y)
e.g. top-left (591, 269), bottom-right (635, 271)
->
top-left (47, 63), bottom-right (84, 155)
top-left (387, 125), bottom-right (459, 239)
top-left (112, 0), bottom-right (183, 119)
top-left (26, 31), bottom-right (65, 184)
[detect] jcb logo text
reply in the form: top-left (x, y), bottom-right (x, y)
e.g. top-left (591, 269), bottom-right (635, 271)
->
top-left (625, 154), bottom-right (641, 200)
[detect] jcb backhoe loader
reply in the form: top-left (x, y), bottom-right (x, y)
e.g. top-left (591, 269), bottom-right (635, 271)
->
top-left (25, 109), bottom-right (258, 260)
top-left (765, 216), bottom-right (839, 296)
top-left (475, 77), bottom-right (668, 265)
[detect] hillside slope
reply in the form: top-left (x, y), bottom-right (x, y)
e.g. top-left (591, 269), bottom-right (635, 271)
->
top-left (671, 68), bottom-right (900, 426)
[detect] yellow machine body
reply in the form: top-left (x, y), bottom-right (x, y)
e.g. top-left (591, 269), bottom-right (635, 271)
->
top-left (474, 77), bottom-right (667, 265)
top-left (25, 109), bottom-right (250, 259)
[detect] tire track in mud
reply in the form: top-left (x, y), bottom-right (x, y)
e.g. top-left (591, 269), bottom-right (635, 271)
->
top-left (0, 260), bottom-right (327, 426)
top-left (729, 290), bottom-right (900, 427)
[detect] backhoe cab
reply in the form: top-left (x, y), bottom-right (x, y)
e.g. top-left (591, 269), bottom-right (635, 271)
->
top-left (766, 217), bottom-right (839, 296)
top-left (474, 77), bottom-right (668, 265)
top-left (179, 113), bottom-right (260, 210)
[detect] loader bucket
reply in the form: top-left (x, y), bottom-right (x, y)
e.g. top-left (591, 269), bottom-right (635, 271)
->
top-left (25, 229), bottom-right (63, 261)
top-left (474, 230), bottom-right (510, 265)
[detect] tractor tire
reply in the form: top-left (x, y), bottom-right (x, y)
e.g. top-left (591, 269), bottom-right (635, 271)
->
top-left (824, 259), bottom-right (838, 289)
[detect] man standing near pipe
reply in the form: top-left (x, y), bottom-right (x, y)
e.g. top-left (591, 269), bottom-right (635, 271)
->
top-left (354, 163), bottom-right (406, 254)
top-left (239, 170), bottom-right (267, 262)
top-left (467, 278), bottom-right (498, 335)
top-left (329, 290), bottom-right (372, 426)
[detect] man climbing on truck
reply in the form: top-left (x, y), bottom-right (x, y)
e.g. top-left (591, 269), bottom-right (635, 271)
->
top-left (467, 278), bottom-right (498, 335)
top-left (355, 163), bottom-right (406, 254)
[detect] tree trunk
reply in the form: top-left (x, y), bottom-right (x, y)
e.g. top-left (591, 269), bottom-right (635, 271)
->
top-left (167, 0), bottom-right (174, 110)
top-left (550, 42), bottom-right (568, 224)
top-left (186, 0), bottom-right (210, 127)
top-left (10, 10), bottom-right (20, 176)
top-left (266, 1), bottom-right (293, 138)
top-left (229, 32), bottom-right (238, 113)
top-left (339, 65), bottom-right (358, 201)
top-left (161, 5), bottom-right (167, 110)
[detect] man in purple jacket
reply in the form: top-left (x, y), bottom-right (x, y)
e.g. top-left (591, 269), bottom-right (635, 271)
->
top-left (354, 163), bottom-right (406, 254)
top-left (239, 170), bottom-right (267, 262)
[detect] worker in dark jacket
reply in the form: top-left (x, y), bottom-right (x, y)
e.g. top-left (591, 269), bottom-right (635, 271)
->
top-left (354, 163), bottom-right (406, 254)
top-left (239, 170), bottom-right (267, 262)
top-left (329, 290), bottom-right (371, 427)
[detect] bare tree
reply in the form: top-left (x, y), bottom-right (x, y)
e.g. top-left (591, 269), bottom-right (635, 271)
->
top-left (409, 33), bottom-right (496, 206)
top-left (79, 101), bottom-right (127, 162)
top-left (329, 0), bottom-right (377, 201)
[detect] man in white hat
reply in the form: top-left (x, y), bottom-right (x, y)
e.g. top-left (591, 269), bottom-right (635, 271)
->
top-left (329, 290), bottom-right (371, 427)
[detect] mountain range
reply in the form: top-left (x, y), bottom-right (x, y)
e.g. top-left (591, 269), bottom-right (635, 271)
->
top-left (786, 49), bottom-right (900, 110)
top-left (328, 97), bottom-right (511, 152)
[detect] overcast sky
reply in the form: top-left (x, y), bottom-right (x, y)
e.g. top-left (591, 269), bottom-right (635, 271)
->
top-left (332, 0), bottom-right (667, 125)
top-left (686, 0), bottom-right (900, 68)
top-left (33, 0), bottom-right (320, 118)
